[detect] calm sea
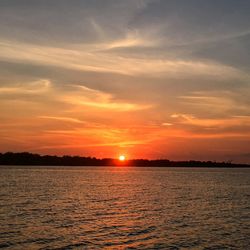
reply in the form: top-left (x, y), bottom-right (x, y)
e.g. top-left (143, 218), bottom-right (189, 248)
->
top-left (0, 167), bottom-right (249, 249)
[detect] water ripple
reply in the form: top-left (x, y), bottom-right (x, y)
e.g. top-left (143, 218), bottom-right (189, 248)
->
top-left (0, 167), bottom-right (249, 249)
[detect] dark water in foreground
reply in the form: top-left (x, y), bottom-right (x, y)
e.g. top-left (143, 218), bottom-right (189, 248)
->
top-left (0, 167), bottom-right (249, 250)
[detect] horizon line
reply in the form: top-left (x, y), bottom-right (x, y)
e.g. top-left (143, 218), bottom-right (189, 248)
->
top-left (0, 152), bottom-right (249, 167)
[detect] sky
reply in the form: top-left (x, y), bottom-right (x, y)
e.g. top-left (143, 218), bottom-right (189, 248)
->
top-left (0, 0), bottom-right (250, 163)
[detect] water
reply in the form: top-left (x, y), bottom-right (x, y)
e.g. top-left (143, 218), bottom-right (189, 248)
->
top-left (0, 167), bottom-right (249, 249)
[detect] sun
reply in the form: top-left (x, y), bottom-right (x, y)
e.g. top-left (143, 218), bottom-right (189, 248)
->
top-left (119, 155), bottom-right (126, 161)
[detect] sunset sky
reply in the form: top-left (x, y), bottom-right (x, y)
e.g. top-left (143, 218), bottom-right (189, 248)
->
top-left (0, 0), bottom-right (250, 163)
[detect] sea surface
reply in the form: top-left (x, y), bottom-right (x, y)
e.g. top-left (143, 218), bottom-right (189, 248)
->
top-left (0, 166), bottom-right (249, 250)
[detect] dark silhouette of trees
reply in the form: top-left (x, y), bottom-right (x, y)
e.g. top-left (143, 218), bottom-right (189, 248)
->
top-left (0, 152), bottom-right (248, 168)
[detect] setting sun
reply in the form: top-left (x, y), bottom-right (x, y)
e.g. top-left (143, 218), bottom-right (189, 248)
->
top-left (119, 155), bottom-right (126, 161)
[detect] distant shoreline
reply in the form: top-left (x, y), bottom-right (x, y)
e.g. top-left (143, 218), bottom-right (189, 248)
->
top-left (0, 152), bottom-right (249, 168)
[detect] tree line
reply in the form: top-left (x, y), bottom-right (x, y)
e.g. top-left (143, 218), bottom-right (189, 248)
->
top-left (0, 152), bottom-right (249, 167)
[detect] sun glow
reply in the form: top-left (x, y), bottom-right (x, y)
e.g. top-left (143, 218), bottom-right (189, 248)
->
top-left (119, 155), bottom-right (126, 161)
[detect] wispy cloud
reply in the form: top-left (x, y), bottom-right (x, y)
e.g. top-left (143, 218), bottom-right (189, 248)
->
top-left (38, 116), bottom-right (86, 124)
top-left (60, 84), bottom-right (152, 111)
top-left (1, 39), bottom-right (249, 80)
top-left (170, 113), bottom-right (250, 132)
top-left (38, 139), bottom-right (149, 150)
top-left (0, 79), bottom-right (152, 112)
top-left (178, 90), bottom-right (250, 115)
top-left (162, 122), bottom-right (173, 126)
top-left (0, 0), bottom-right (250, 162)
top-left (0, 79), bottom-right (50, 94)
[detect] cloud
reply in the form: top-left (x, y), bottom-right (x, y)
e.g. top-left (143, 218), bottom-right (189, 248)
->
top-left (0, 79), bottom-right (50, 94)
top-left (1, 39), bottom-right (249, 82)
top-left (0, 0), bottom-right (250, 162)
top-left (169, 113), bottom-right (250, 140)
top-left (59, 84), bottom-right (152, 111)
top-left (38, 116), bottom-right (86, 124)
top-left (177, 90), bottom-right (250, 117)
top-left (162, 122), bottom-right (173, 126)
top-left (37, 139), bottom-right (149, 150)
top-left (104, 30), bottom-right (154, 49)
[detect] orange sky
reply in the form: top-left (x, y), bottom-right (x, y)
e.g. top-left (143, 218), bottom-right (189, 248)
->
top-left (0, 0), bottom-right (250, 163)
